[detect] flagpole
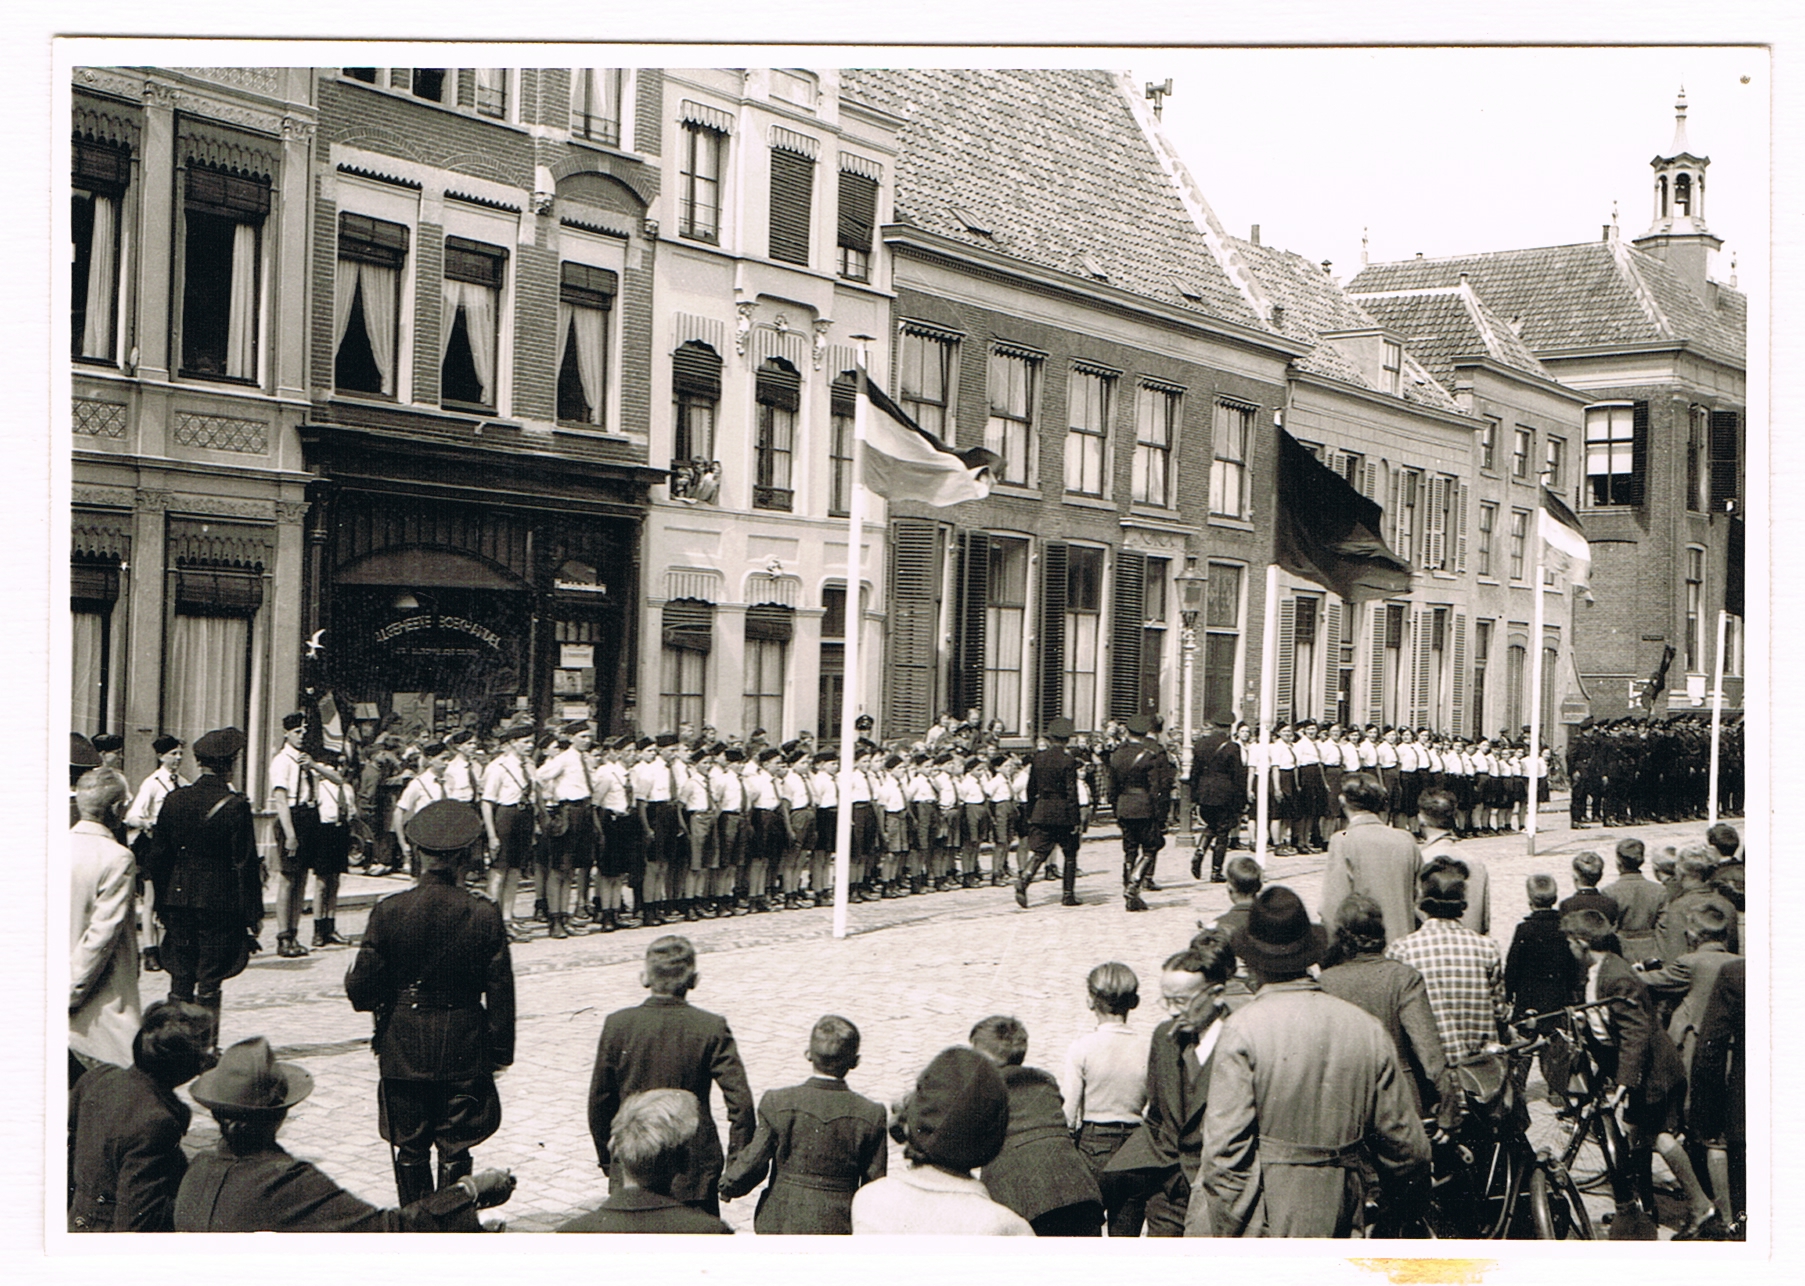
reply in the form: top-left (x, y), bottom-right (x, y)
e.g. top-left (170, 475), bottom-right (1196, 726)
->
top-left (1708, 608), bottom-right (1727, 824)
top-left (1255, 562), bottom-right (1278, 862)
top-left (832, 342), bottom-right (875, 940)
top-left (1527, 498), bottom-right (1547, 857)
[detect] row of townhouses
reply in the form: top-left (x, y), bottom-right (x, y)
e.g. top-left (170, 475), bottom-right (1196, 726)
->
top-left (70, 66), bottom-right (1745, 800)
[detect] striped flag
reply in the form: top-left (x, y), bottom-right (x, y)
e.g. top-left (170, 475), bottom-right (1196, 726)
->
top-left (860, 376), bottom-right (1001, 506)
top-left (1539, 486), bottom-right (1592, 600)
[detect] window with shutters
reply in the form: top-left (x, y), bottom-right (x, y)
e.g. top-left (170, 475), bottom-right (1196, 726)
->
top-left (671, 342), bottom-right (722, 500)
top-left (72, 138), bottom-right (130, 363)
top-left (179, 165), bottom-right (269, 382)
top-left (1065, 369), bottom-right (1111, 497)
top-left (887, 518), bottom-right (945, 737)
top-left (1039, 542), bottom-right (1069, 731)
top-left (1472, 620), bottom-right (1492, 734)
top-left (1479, 417), bottom-right (1499, 472)
top-left (1508, 509), bottom-right (1529, 582)
top-left (1392, 469), bottom-right (1421, 564)
top-left (1291, 596), bottom-right (1320, 721)
top-left (1203, 562), bottom-right (1243, 726)
top-left (334, 212), bottom-right (408, 397)
top-left (440, 237), bottom-right (506, 410)
top-left (769, 145), bottom-right (815, 265)
top-left (829, 372), bottom-right (855, 517)
top-left (1685, 546), bottom-right (1705, 672)
top-left (898, 327), bottom-right (956, 442)
top-left (1546, 436), bottom-right (1566, 494)
top-left (1141, 557), bottom-right (1168, 720)
top-left (1710, 410), bottom-right (1740, 512)
top-left (819, 585), bottom-right (847, 741)
top-left (754, 358), bottom-right (799, 511)
top-left (659, 600), bottom-right (711, 733)
top-left (1134, 385), bottom-right (1180, 506)
top-left (557, 262), bottom-right (615, 427)
top-left (1454, 483), bottom-right (1470, 573)
top-left (678, 123), bottom-right (725, 243)
top-left (986, 350), bottom-right (1038, 485)
top-left (837, 165), bottom-right (878, 281)
top-left (474, 68), bottom-right (508, 118)
top-left (1505, 642), bottom-right (1526, 735)
top-left (1426, 607), bottom-right (1448, 727)
top-left (1063, 547), bottom-right (1104, 726)
top-left (572, 69), bottom-right (624, 146)
top-left (953, 531), bottom-right (989, 717)
top-left (1685, 407), bottom-right (1707, 512)
top-left (1585, 403), bottom-right (1639, 506)
top-left (1450, 612), bottom-right (1468, 736)
top-left (1512, 427), bottom-right (1533, 481)
top-left (1425, 474), bottom-right (1454, 570)
top-left (1210, 401), bottom-right (1254, 518)
top-left (1333, 598), bottom-right (1356, 729)
top-left (985, 536), bottom-right (1030, 734)
top-left (1381, 603), bottom-right (1407, 726)
top-left (744, 605), bottom-right (792, 736)
top-left (1477, 502), bottom-right (1497, 578)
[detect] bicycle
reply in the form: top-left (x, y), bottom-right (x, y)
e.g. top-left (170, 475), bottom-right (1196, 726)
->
top-left (1521, 1000), bottom-right (1632, 1198)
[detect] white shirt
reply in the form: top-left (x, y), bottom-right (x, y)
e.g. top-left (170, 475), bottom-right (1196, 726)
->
top-left (955, 772), bottom-right (986, 805)
top-left (481, 754), bottom-right (533, 807)
top-left (931, 770), bottom-right (957, 809)
top-left (125, 766), bottom-right (183, 838)
top-left (985, 771), bottom-right (1014, 804)
top-left (811, 769), bottom-right (838, 809)
top-left (1061, 1020), bottom-right (1150, 1127)
top-left (317, 774), bottom-right (353, 826)
top-left (1339, 741), bottom-right (1362, 771)
top-left (873, 773), bottom-right (906, 812)
top-left (711, 765), bottom-right (745, 812)
top-left (596, 760), bottom-right (635, 813)
top-left (268, 743), bottom-right (315, 809)
top-left (628, 757), bottom-right (675, 804)
top-left (745, 767), bottom-right (781, 810)
top-left (780, 771), bottom-right (812, 810)
top-left (443, 754), bottom-right (481, 802)
top-left (1376, 741), bottom-right (1399, 768)
top-left (1292, 735), bottom-right (1321, 767)
top-left (395, 772), bottom-right (445, 826)
top-left (1397, 742), bottom-right (1421, 772)
top-left (541, 746), bottom-right (596, 803)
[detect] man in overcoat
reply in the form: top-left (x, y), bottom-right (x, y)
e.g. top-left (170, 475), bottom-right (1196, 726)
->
top-left (1317, 772), bottom-right (1421, 945)
top-left (1201, 886), bottom-right (1429, 1237)
top-left (346, 800), bottom-right (515, 1206)
top-left (587, 934), bottom-right (755, 1215)
top-left (152, 727), bottom-right (260, 1049)
top-left (1110, 713), bottom-right (1174, 913)
top-left (1016, 716), bottom-right (1083, 909)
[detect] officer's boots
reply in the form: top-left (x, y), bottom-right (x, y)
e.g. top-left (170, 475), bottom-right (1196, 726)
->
top-left (394, 1154), bottom-right (435, 1207)
top-left (1014, 854), bottom-right (1045, 908)
top-left (437, 1152), bottom-right (473, 1194)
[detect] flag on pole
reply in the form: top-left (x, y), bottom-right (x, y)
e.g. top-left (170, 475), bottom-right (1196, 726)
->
top-left (1539, 485), bottom-right (1592, 600)
top-left (1274, 429), bottom-right (1413, 603)
top-left (860, 378), bottom-right (1001, 506)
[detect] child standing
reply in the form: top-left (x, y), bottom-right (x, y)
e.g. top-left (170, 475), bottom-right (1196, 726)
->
top-left (719, 1015), bottom-right (888, 1234)
top-left (1060, 963), bottom-right (1151, 1237)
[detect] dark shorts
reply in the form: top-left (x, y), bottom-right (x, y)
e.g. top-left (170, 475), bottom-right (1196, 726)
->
top-left (549, 803), bottom-right (597, 873)
top-left (489, 803), bottom-right (531, 872)
top-left (277, 806), bottom-right (321, 877)
top-left (595, 811), bottom-right (634, 879)
top-left (813, 806), bottom-right (837, 853)
top-left (311, 822), bottom-right (351, 877)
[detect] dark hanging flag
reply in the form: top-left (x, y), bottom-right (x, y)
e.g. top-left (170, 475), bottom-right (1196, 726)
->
top-left (1725, 515), bottom-right (1744, 618)
top-left (1274, 429), bottom-right (1413, 602)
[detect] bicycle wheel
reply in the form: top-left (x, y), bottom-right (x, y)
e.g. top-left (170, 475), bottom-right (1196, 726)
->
top-left (1530, 1161), bottom-right (1596, 1239)
top-left (1526, 1106), bottom-right (1611, 1193)
top-left (1471, 1138), bottom-right (1522, 1239)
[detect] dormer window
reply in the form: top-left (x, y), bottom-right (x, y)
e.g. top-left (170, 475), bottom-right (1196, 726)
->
top-left (1382, 340), bottom-right (1402, 394)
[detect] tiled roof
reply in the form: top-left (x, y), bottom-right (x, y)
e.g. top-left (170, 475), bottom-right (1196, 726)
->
top-left (1226, 236), bottom-right (1461, 413)
top-left (840, 69), bottom-right (1263, 330)
top-left (1350, 285), bottom-right (1555, 394)
top-left (1346, 239), bottom-right (1745, 364)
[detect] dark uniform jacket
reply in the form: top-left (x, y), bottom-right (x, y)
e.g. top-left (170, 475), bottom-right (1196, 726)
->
top-left (558, 1188), bottom-right (734, 1233)
top-left (67, 1064), bottom-right (190, 1231)
top-left (587, 994), bottom-right (756, 1207)
top-left (718, 1076), bottom-right (887, 1234)
top-left (1189, 732), bottom-right (1243, 807)
top-left (174, 1143), bottom-right (483, 1231)
top-left (1024, 746), bottom-right (1080, 828)
top-left (345, 871), bottom-right (516, 1079)
top-left (1108, 738), bottom-right (1172, 821)
top-left (152, 773), bottom-right (259, 926)
top-left (980, 1065), bottom-right (1103, 1223)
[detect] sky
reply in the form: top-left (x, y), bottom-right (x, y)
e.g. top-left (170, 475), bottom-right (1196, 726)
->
top-left (1136, 46), bottom-right (1769, 290)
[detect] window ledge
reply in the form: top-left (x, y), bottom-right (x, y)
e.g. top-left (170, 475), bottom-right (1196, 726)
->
top-left (987, 483), bottom-right (1042, 502)
top-left (1128, 503), bottom-right (1179, 520)
top-left (441, 400), bottom-right (497, 416)
top-left (1063, 494), bottom-right (1115, 512)
top-left (1207, 514), bottom-right (1255, 533)
top-left (333, 388), bottom-right (398, 404)
top-left (568, 134), bottom-right (646, 165)
top-left (178, 371), bottom-right (261, 389)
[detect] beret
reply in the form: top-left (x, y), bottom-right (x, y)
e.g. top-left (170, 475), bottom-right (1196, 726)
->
top-left (1124, 713), bottom-right (1155, 735)
top-left (724, 747), bottom-right (746, 763)
top-left (193, 728), bottom-right (248, 761)
top-left (152, 734), bottom-right (184, 757)
top-left (635, 736), bottom-right (655, 751)
top-left (420, 741), bottom-right (448, 758)
top-left (655, 732), bottom-right (679, 747)
top-left (91, 733), bottom-right (124, 754)
top-left (562, 718), bottom-right (592, 735)
top-left (1045, 716), bottom-right (1076, 739)
top-left (405, 799), bottom-right (484, 854)
top-left (907, 1047), bottom-right (1010, 1172)
top-left (497, 722), bottom-right (535, 742)
top-left (281, 712), bottom-right (307, 732)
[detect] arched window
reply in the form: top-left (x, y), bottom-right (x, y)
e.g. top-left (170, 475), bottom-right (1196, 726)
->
top-left (1675, 172), bottom-right (1692, 217)
top-left (754, 358), bottom-right (800, 511)
top-left (671, 342), bottom-right (722, 500)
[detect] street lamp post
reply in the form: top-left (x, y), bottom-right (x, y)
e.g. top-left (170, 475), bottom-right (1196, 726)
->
top-left (1175, 558), bottom-right (1208, 845)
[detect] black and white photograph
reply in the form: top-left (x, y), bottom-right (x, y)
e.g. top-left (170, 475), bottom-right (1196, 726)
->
top-left (28, 13), bottom-right (1787, 1276)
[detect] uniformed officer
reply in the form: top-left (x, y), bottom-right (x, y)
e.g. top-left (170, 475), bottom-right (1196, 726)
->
top-left (1016, 717), bottom-right (1083, 910)
top-left (1110, 713), bottom-right (1174, 912)
top-left (153, 727), bottom-right (261, 1049)
top-left (346, 800), bottom-right (516, 1206)
top-left (1188, 716), bottom-right (1243, 883)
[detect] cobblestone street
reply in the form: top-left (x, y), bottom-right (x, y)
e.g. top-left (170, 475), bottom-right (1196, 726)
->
top-left (172, 801), bottom-right (1723, 1235)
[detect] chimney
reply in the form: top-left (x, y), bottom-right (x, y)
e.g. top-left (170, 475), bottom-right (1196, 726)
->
top-left (1321, 260), bottom-right (1332, 276)
top-left (1250, 224), bottom-right (1260, 246)
top-left (1415, 252), bottom-right (1424, 260)
top-left (1603, 224), bottom-right (1612, 242)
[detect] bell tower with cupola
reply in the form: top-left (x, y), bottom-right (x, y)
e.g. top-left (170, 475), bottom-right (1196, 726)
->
top-left (1631, 88), bottom-right (1723, 300)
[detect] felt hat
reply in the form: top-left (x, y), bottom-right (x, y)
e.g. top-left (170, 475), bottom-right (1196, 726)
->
top-left (1124, 713), bottom-right (1155, 735)
top-left (193, 727), bottom-right (247, 761)
top-left (907, 1046), bottom-right (1010, 1172)
top-left (1231, 886), bottom-right (1327, 974)
top-left (1045, 717), bottom-right (1076, 740)
top-left (69, 733), bottom-right (102, 768)
top-left (405, 800), bottom-right (484, 855)
top-left (190, 1036), bottom-right (314, 1116)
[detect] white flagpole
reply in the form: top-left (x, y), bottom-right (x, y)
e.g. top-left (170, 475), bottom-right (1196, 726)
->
top-left (1255, 562), bottom-right (1278, 861)
top-left (832, 343), bottom-right (874, 939)
top-left (1708, 608), bottom-right (1728, 824)
top-left (1527, 506), bottom-right (1547, 856)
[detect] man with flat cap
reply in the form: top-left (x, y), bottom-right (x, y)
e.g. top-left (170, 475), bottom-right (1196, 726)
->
top-left (1016, 717), bottom-right (1083, 910)
top-left (175, 1035), bottom-right (515, 1231)
top-left (1111, 713), bottom-right (1174, 913)
top-left (152, 728), bottom-right (261, 1050)
top-left (346, 800), bottom-right (516, 1207)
